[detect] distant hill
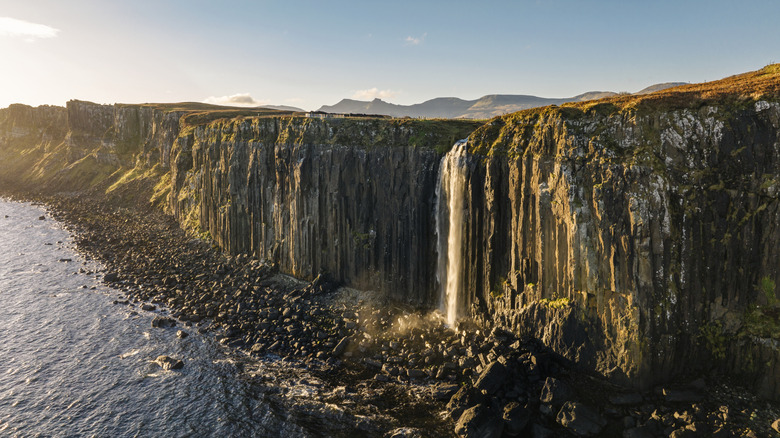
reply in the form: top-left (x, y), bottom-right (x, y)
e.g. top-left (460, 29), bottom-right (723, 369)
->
top-left (259, 104), bottom-right (305, 112)
top-left (635, 82), bottom-right (689, 95)
top-left (317, 83), bottom-right (690, 119)
top-left (317, 92), bottom-right (619, 119)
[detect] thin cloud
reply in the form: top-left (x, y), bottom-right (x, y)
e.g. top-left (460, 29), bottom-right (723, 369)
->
top-left (405, 32), bottom-right (427, 46)
top-left (203, 93), bottom-right (269, 107)
top-left (352, 88), bottom-right (398, 101)
top-left (0, 17), bottom-right (59, 41)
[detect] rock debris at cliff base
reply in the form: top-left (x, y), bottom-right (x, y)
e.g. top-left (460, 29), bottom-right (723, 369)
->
top-left (7, 192), bottom-right (773, 437)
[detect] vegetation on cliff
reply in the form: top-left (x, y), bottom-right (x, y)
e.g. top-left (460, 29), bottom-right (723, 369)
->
top-left (1, 64), bottom-right (780, 402)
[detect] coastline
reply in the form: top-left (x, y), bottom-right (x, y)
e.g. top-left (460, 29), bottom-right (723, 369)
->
top-left (0, 188), bottom-right (772, 437)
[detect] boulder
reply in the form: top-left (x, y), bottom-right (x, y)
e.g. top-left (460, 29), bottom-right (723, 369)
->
top-left (555, 401), bottom-right (606, 437)
top-left (474, 361), bottom-right (509, 395)
top-left (155, 355), bottom-right (184, 370)
top-left (447, 385), bottom-right (478, 420)
top-left (502, 402), bottom-right (531, 436)
top-left (539, 377), bottom-right (574, 408)
top-left (455, 405), bottom-right (503, 438)
top-left (151, 316), bottom-right (176, 328)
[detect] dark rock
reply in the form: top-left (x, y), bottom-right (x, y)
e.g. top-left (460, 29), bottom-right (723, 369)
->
top-left (408, 369), bottom-right (426, 379)
top-left (447, 385), bottom-right (477, 420)
top-left (662, 389), bottom-right (704, 403)
top-left (539, 377), bottom-right (574, 408)
top-left (103, 272), bottom-right (120, 282)
top-left (474, 361), bottom-right (509, 395)
top-left (432, 383), bottom-right (459, 401)
top-left (622, 426), bottom-right (655, 438)
top-left (176, 330), bottom-right (188, 338)
top-left (374, 373), bottom-right (390, 382)
top-left (387, 428), bottom-right (424, 438)
top-left (332, 336), bottom-right (350, 357)
top-left (151, 316), bottom-right (176, 328)
top-left (609, 392), bottom-right (644, 406)
top-left (668, 427), bottom-right (697, 438)
top-left (455, 404), bottom-right (503, 438)
top-left (58, 258), bottom-right (72, 262)
top-left (382, 364), bottom-right (400, 376)
top-left (364, 358), bottom-right (382, 368)
top-left (38, 215), bottom-right (45, 220)
top-left (141, 303), bottom-right (156, 311)
top-left (555, 401), bottom-right (606, 437)
top-left (502, 402), bottom-right (531, 436)
top-left (531, 424), bottom-right (553, 438)
top-left (155, 355), bottom-right (184, 370)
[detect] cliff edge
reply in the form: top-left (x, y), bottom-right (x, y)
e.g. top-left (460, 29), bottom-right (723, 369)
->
top-left (1, 65), bottom-right (779, 398)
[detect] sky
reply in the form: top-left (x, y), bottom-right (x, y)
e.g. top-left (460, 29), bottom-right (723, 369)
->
top-left (0, 0), bottom-right (779, 111)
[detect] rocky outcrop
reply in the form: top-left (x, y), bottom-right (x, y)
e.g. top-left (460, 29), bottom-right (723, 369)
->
top-left (449, 100), bottom-right (780, 395)
top-left (168, 117), bottom-right (460, 304)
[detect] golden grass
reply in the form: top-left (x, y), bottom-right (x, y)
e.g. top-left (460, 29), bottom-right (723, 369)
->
top-left (566, 64), bottom-right (780, 113)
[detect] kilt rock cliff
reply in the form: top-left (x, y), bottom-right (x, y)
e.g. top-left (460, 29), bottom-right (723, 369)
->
top-left (2, 65), bottom-right (780, 400)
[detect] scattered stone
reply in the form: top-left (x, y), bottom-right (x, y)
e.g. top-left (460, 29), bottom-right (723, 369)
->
top-left (155, 355), bottom-right (184, 370)
top-left (555, 401), bottom-right (606, 437)
top-left (176, 330), bottom-right (188, 339)
top-left (332, 336), bottom-right (350, 357)
top-left (103, 272), bottom-right (120, 282)
top-left (387, 427), bottom-right (424, 438)
top-left (141, 303), bottom-right (156, 311)
top-left (432, 383), bottom-right (459, 401)
top-left (151, 316), bottom-right (175, 328)
top-left (668, 426), bottom-right (697, 438)
top-left (772, 419), bottom-right (780, 433)
top-left (38, 215), bottom-right (45, 220)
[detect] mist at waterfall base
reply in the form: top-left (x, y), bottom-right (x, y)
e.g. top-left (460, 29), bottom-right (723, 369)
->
top-left (436, 140), bottom-right (469, 327)
top-left (0, 199), bottom-right (362, 437)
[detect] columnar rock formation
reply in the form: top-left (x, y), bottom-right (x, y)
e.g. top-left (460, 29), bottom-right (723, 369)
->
top-left (1, 66), bottom-right (779, 398)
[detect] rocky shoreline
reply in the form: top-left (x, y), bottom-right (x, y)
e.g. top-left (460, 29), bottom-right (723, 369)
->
top-left (8, 190), bottom-right (779, 437)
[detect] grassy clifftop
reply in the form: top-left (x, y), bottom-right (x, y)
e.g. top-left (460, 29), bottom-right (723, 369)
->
top-left (468, 64), bottom-right (780, 157)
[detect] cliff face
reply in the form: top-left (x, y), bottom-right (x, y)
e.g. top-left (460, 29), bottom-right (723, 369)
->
top-left (450, 101), bottom-right (780, 395)
top-left (1, 70), bottom-right (779, 398)
top-left (169, 117), bottom-right (447, 303)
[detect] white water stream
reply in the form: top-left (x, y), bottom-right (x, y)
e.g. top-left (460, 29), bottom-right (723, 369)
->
top-left (435, 140), bottom-right (469, 326)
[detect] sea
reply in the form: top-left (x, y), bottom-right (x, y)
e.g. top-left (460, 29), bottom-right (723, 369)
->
top-left (0, 199), bottom-right (366, 438)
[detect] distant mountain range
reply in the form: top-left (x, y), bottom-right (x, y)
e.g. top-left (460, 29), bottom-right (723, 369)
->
top-left (317, 82), bottom-right (687, 119)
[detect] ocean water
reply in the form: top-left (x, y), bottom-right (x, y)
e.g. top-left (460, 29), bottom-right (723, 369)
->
top-left (0, 199), bottom-right (355, 437)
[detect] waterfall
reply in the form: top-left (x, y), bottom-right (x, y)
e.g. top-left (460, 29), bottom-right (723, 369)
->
top-left (435, 140), bottom-right (469, 327)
